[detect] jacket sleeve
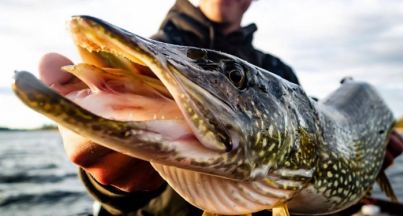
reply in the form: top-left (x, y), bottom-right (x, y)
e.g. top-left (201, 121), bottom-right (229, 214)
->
top-left (281, 62), bottom-right (300, 86)
top-left (260, 53), bottom-right (300, 86)
top-left (150, 21), bottom-right (187, 46)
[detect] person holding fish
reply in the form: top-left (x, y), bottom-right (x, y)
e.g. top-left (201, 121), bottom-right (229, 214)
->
top-left (37, 0), bottom-right (403, 215)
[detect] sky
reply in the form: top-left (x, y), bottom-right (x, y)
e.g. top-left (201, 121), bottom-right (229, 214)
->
top-left (0, 0), bottom-right (402, 129)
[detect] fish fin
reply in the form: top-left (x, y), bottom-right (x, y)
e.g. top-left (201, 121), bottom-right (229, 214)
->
top-left (363, 185), bottom-right (373, 200)
top-left (376, 170), bottom-right (398, 202)
top-left (201, 212), bottom-right (251, 216)
top-left (356, 185), bottom-right (373, 204)
top-left (272, 202), bottom-right (290, 216)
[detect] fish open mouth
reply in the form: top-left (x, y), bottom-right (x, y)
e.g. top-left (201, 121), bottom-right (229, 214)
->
top-left (13, 15), bottom-right (248, 176)
top-left (66, 15), bottom-right (237, 151)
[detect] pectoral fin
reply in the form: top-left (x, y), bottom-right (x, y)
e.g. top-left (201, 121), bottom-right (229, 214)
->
top-left (202, 212), bottom-right (251, 216)
top-left (272, 202), bottom-right (290, 216)
top-left (376, 170), bottom-right (398, 202)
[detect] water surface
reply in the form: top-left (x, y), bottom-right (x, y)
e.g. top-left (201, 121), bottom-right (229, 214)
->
top-left (0, 131), bottom-right (93, 216)
top-left (0, 130), bottom-right (402, 215)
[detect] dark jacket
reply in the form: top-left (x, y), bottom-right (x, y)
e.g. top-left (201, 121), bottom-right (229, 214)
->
top-left (151, 0), bottom-right (299, 85)
top-left (81, 0), bottom-right (300, 215)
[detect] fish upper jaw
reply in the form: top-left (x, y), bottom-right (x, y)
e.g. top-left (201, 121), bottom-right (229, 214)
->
top-left (67, 16), bottom-right (248, 153)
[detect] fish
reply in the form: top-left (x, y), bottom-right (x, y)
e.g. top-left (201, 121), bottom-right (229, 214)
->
top-left (12, 15), bottom-right (397, 215)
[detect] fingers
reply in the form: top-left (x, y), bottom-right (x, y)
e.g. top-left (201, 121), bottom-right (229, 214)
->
top-left (387, 130), bottom-right (403, 157)
top-left (83, 151), bottom-right (142, 186)
top-left (382, 129), bottom-right (403, 170)
top-left (382, 151), bottom-right (394, 170)
top-left (39, 53), bottom-right (165, 192)
top-left (38, 53), bottom-right (106, 167)
top-left (38, 53), bottom-right (86, 95)
top-left (38, 53), bottom-right (74, 85)
top-left (108, 160), bottom-right (165, 192)
top-left (59, 126), bottom-right (111, 167)
top-left (60, 125), bottom-right (165, 192)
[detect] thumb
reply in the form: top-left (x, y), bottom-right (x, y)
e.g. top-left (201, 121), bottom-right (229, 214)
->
top-left (38, 52), bottom-right (74, 86)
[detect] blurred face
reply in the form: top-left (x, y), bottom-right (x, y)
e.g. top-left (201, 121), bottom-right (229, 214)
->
top-left (199, 0), bottom-right (253, 25)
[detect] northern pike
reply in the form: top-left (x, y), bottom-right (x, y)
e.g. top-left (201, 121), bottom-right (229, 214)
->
top-left (12, 16), bottom-right (397, 215)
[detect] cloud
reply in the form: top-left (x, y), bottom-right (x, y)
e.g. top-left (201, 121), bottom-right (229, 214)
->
top-left (0, 0), bottom-right (177, 128)
top-left (0, 94), bottom-right (55, 129)
top-left (1, 0), bottom-right (403, 128)
top-left (242, 0), bottom-right (403, 118)
top-left (0, 0), bottom-right (177, 83)
top-left (0, 87), bottom-right (13, 95)
top-left (248, 0), bottom-right (403, 71)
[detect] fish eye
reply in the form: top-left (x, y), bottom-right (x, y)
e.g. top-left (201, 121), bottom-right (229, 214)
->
top-left (226, 63), bottom-right (246, 89)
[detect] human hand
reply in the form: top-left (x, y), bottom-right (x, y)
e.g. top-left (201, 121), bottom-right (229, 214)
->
top-left (382, 129), bottom-right (403, 170)
top-left (38, 52), bottom-right (165, 192)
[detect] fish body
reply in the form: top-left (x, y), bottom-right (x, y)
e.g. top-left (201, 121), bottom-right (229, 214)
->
top-left (12, 16), bottom-right (395, 215)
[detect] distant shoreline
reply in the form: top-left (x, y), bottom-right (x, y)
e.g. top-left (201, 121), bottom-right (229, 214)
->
top-left (0, 125), bottom-right (58, 131)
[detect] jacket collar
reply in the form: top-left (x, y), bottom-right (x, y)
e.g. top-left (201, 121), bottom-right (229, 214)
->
top-left (161, 0), bottom-right (258, 48)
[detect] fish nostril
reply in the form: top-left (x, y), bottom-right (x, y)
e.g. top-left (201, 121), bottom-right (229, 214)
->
top-left (186, 48), bottom-right (207, 60)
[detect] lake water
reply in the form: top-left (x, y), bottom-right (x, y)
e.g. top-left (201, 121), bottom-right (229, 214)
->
top-left (0, 131), bottom-right (93, 216)
top-left (0, 130), bottom-right (402, 216)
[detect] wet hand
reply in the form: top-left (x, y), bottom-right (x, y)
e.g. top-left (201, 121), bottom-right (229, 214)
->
top-left (382, 129), bottom-right (403, 170)
top-left (38, 53), bottom-right (165, 192)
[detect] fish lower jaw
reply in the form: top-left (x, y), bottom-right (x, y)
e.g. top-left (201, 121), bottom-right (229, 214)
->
top-left (151, 163), bottom-right (298, 215)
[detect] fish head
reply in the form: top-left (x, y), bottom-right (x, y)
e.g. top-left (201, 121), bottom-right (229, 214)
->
top-left (14, 16), bottom-right (310, 181)
top-left (68, 16), bottom-right (261, 152)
